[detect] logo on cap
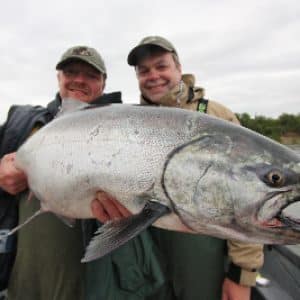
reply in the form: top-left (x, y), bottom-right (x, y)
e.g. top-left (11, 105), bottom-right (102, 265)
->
top-left (72, 47), bottom-right (92, 56)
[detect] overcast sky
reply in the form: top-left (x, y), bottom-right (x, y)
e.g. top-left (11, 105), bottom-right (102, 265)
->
top-left (1, 0), bottom-right (299, 123)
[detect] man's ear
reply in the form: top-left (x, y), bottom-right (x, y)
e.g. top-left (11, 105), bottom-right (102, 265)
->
top-left (177, 63), bottom-right (182, 73)
top-left (57, 71), bottom-right (62, 81)
top-left (135, 67), bottom-right (139, 79)
top-left (102, 77), bottom-right (106, 91)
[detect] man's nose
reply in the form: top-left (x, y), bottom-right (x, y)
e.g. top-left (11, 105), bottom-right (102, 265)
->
top-left (73, 71), bottom-right (86, 82)
top-left (146, 69), bottom-right (160, 81)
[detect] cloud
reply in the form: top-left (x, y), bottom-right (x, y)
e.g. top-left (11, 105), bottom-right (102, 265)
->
top-left (1, 0), bottom-right (299, 122)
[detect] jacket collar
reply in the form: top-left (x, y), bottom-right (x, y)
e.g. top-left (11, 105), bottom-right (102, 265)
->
top-left (140, 74), bottom-right (204, 108)
top-left (47, 91), bottom-right (122, 117)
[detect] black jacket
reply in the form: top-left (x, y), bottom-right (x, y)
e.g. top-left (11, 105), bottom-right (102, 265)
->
top-left (0, 92), bottom-right (122, 291)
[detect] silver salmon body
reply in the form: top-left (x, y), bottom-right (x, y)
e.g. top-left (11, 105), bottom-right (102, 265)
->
top-left (15, 101), bottom-right (300, 261)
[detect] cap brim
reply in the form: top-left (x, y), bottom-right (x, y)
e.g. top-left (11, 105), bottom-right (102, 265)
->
top-left (127, 44), bottom-right (174, 66)
top-left (56, 56), bottom-right (105, 74)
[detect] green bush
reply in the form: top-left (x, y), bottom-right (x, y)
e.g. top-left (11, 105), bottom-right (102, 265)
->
top-left (236, 113), bottom-right (300, 142)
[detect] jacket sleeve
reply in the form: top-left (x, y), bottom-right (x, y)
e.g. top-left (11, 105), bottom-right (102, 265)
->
top-left (0, 113), bottom-right (9, 155)
top-left (226, 240), bottom-right (264, 286)
top-left (0, 106), bottom-right (18, 157)
top-left (0, 109), bottom-right (12, 195)
top-left (207, 100), bottom-right (264, 286)
top-left (0, 125), bottom-right (4, 152)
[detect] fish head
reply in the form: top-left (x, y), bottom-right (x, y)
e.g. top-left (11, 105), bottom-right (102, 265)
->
top-left (234, 160), bottom-right (300, 243)
top-left (162, 118), bottom-right (300, 244)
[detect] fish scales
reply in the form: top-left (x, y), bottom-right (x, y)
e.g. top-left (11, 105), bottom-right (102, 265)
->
top-left (13, 102), bottom-right (300, 259)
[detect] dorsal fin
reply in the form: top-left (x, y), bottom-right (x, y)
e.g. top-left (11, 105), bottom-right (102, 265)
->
top-left (56, 98), bottom-right (90, 118)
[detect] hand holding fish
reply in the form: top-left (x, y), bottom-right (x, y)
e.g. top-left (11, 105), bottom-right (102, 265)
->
top-left (91, 191), bottom-right (131, 223)
top-left (222, 278), bottom-right (250, 300)
top-left (0, 152), bottom-right (28, 195)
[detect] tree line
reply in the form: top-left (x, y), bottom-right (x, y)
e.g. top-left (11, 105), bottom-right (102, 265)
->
top-left (236, 113), bottom-right (300, 142)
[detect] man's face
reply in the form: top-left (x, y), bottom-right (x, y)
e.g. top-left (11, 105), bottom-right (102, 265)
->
top-left (57, 61), bottom-right (105, 103)
top-left (136, 51), bottom-right (182, 103)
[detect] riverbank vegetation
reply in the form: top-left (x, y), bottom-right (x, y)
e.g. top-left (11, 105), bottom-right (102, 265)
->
top-left (236, 113), bottom-right (300, 144)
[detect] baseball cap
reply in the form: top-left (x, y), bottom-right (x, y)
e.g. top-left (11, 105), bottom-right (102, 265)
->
top-left (127, 36), bottom-right (178, 66)
top-left (56, 46), bottom-right (107, 74)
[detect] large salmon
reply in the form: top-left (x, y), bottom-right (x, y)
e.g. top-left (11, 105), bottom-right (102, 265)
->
top-left (13, 100), bottom-right (300, 261)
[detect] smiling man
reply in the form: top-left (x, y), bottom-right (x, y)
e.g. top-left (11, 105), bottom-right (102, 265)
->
top-left (56, 47), bottom-right (106, 102)
top-left (0, 45), bottom-right (121, 300)
top-left (92, 36), bottom-right (264, 300)
top-left (136, 51), bottom-right (182, 102)
top-left (132, 36), bottom-right (263, 300)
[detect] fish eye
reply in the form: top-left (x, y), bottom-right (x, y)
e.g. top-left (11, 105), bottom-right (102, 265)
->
top-left (266, 170), bottom-right (285, 187)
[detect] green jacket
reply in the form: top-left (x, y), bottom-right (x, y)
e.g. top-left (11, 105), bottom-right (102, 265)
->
top-left (85, 229), bottom-right (165, 300)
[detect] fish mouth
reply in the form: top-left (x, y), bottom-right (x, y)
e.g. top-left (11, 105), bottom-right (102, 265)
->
top-left (277, 208), bottom-right (300, 229)
top-left (259, 189), bottom-right (300, 231)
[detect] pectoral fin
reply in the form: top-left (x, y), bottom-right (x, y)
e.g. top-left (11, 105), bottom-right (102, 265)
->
top-left (81, 201), bottom-right (170, 262)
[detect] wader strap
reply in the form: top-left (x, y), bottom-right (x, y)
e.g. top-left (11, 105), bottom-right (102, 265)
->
top-left (197, 98), bottom-right (208, 113)
top-left (0, 230), bottom-right (13, 254)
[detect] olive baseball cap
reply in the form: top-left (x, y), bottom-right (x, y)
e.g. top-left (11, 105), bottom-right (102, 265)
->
top-left (127, 36), bottom-right (178, 66)
top-left (56, 45), bottom-right (107, 74)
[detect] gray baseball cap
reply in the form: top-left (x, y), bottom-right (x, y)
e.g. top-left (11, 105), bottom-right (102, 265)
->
top-left (127, 36), bottom-right (178, 66)
top-left (56, 45), bottom-right (107, 74)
